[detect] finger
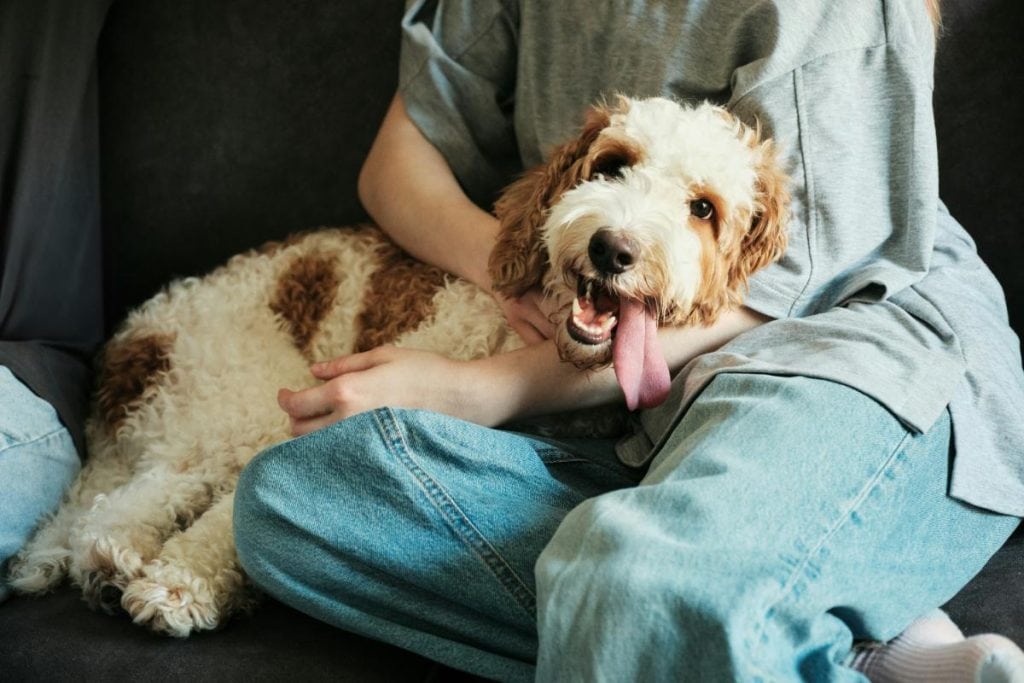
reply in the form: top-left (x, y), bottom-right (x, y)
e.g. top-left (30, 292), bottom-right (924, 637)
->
top-left (311, 348), bottom-right (390, 379)
top-left (277, 385), bottom-right (335, 420)
top-left (520, 306), bottom-right (557, 340)
top-left (529, 311), bottom-right (557, 339)
top-left (510, 318), bottom-right (546, 344)
top-left (290, 410), bottom-right (346, 437)
top-left (528, 295), bottom-right (560, 338)
top-left (513, 293), bottom-right (557, 340)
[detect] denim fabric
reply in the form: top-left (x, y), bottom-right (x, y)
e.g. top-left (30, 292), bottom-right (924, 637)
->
top-left (234, 374), bottom-right (1018, 681)
top-left (536, 374), bottom-right (1017, 681)
top-left (0, 367), bottom-right (80, 602)
top-left (235, 409), bottom-right (640, 681)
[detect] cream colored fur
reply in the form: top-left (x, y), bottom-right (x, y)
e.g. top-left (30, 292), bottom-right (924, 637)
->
top-left (8, 230), bottom-right (521, 637)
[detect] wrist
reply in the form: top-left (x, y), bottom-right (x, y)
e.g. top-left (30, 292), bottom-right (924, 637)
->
top-left (452, 354), bottom-right (523, 427)
top-left (658, 305), bottom-right (772, 371)
top-left (464, 343), bottom-right (623, 425)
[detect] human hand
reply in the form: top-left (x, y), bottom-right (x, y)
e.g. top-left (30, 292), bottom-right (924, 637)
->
top-left (277, 346), bottom-right (496, 436)
top-left (496, 286), bottom-right (558, 344)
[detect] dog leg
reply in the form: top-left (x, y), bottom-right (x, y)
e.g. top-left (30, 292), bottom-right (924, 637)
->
top-left (69, 464), bottom-right (218, 612)
top-left (121, 492), bottom-right (255, 637)
top-left (7, 435), bottom-right (134, 594)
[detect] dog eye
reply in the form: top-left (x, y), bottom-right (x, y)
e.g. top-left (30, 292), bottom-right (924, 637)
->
top-left (689, 198), bottom-right (714, 220)
top-left (591, 157), bottom-right (626, 180)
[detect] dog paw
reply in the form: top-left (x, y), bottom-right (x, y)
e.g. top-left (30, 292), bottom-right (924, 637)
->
top-left (6, 548), bottom-right (70, 594)
top-left (121, 565), bottom-right (222, 637)
top-left (70, 535), bottom-right (149, 612)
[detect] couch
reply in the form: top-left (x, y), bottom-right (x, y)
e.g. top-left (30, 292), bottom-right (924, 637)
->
top-left (1, 0), bottom-right (1021, 679)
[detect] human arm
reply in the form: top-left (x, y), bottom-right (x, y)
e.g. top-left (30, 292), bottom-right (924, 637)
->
top-left (358, 92), bottom-right (554, 341)
top-left (357, 93), bottom-right (496, 292)
top-left (279, 306), bottom-right (769, 436)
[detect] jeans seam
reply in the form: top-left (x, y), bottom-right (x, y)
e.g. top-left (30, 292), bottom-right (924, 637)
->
top-left (0, 426), bottom-right (71, 457)
top-left (373, 408), bottom-right (538, 616)
top-left (747, 429), bottom-right (913, 666)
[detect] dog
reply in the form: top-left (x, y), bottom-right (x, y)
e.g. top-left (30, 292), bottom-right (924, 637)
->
top-left (7, 96), bottom-right (788, 637)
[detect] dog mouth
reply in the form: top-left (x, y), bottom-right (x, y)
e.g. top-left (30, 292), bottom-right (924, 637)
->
top-left (563, 271), bottom-right (671, 411)
top-left (567, 275), bottom-right (621, 345)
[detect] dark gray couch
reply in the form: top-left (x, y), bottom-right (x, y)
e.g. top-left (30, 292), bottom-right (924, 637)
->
top-left (1, 0), bottom-right (1021, 679)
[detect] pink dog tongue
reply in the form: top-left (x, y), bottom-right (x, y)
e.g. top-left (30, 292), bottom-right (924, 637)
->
top-left (613, 298), bottom-right (671, 411)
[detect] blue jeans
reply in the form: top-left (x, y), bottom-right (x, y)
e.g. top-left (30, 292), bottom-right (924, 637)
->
top-left (234, 374), bottom-right (1018, 681)
top-left (0, 367), bottom-right (80, 603)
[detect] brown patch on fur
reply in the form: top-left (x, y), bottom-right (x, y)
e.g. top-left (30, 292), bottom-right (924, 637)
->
top-left (96, 332), bottom-right (175, 432)
top-left (270, 254), bottom-right (340, 356)
top-left (583, 133), bottom-right (645, 181)
top-left (685, 217), bottom-right (734, 326)
top-left (490, 99), bottom-right (631, 298)
top-left (676, 129), bottom-right (790, 328)
top-left (354, 238), bottom-right (448, 352)
top-left (732, 137), bottom-right (789, 291)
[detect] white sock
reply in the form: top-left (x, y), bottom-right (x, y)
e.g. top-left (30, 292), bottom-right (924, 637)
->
top-left (849, 610), bottom-right (1024, 683)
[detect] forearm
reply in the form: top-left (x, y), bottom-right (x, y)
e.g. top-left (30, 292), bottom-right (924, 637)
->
top-left (358, 93), bottom-right (498, 290)
top-left (659, 306), bottom-right (773, 370)
top-left (471, 306), bottom-right (772, 425)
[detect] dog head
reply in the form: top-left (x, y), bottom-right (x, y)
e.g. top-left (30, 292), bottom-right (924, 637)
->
top-left (489, 96), bottom-right (789, 408)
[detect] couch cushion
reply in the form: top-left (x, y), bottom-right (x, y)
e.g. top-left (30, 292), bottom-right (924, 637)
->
top-left (99, 0), bottom-right (404, 328)
top-left (0, 588), bottom-right (445, 681)
top-left (944, 531), bottom-right (1024, 642)
top-left (933, 0), bottom-right (1024, 334)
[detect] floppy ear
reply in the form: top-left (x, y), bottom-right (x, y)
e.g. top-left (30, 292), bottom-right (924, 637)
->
top-left (727, 136), bottom-right (790, 295)
top-left (489, 105), bottom-right (613, 297)
top-left (682, 124), bottom-right (790, 328)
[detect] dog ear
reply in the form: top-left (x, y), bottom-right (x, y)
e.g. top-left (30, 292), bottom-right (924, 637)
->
top-left (489, 104), bottom-right (615, 298)
top-left (727, 136), bottom-right (790, 297)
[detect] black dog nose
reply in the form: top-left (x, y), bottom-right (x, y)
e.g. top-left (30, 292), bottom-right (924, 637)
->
top-left (588, 229), bottom-right (638, 275)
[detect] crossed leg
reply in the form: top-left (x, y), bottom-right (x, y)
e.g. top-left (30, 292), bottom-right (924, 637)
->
top-left (234, 376), bottom-right (1019, 681)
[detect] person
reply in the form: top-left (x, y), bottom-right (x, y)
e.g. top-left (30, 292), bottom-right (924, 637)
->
top-left (0, 0), bottom-right (113, 602)
top-left (231, 1), bottom-right (1024, 680)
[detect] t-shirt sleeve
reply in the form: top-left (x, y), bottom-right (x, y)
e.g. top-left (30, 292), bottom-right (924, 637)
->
top-left (725, 6), bottom-right (940, 321)
top-left (399, 0), bottom-right (520, 208)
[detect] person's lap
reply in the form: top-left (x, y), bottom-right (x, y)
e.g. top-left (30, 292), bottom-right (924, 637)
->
top-left (234, 372), bottom-right (1018, 681)
top-left (536, 374), bottom-right (1018, 680)
top-left (0, 367), bottom-right (80, 602)
top-left (234, 407), bottom-right (640, 680)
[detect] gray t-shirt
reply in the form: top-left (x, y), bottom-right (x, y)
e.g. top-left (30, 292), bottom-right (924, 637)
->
top-left (399, 0), bottom-right (1024, 517)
